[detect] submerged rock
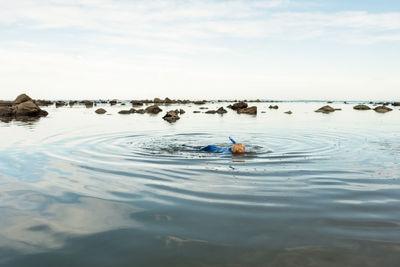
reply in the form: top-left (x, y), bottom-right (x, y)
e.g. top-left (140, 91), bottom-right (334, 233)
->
top-left (237, 106), bottom-right (257, 115)
top-left (95, 108), bottom-right (107, 114)
top-left (269, 105), bottom-right (279, 109)
top-left (228, 101), bottom-right (247, 110)
top-left (315, 105), bottom-right (335, 114)
top-left (205, 110), bottom-right (216, 114)
top-left (285, 110), bottom-right (292, 114)
top-left (163, 110), bottom-right (180, 122)
top-left (193, 111), bottom-right (200, 113)
top-left (374, 106), bottom-right (392, 113)
top-left (145, 105), bottom-right (162, 114)
top-left (353, 105), bottom-right (371, 110)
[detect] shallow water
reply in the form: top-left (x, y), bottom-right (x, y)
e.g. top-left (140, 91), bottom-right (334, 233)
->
top-left (1, 102), bottom-right (400, 266)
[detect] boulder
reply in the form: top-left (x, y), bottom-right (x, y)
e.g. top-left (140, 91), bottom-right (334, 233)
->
top-left (118, 108), bottom-right (135, 114)
top-left (315, 105), bottom-right (335, 114)
top-left (216, 107), bottom-right (227, 114)
top-left (353, 105), bottom-right (371, 110)
top-left (95, 108), bottom-right (107, 114)
top-left (145, 105), bottom-right (162, 114)
top-left (35, 100), bottom-right (53, 106)
top-left (14, 94), bottom-right (32, 104)
top-left (154, 98), bottom-right (162, 103)
top-left (131, 100), bottom-right (144, 106)
top-left (14, 101), bottom-right (48, 117)
top-left (164, 97), bottom-right (174, 104)
top-left (237, 106), bottom-right (257, 115)
top-left (269, 105), bottom-right (279, 109)
top-left (55, 101), bottom-right (67, 107)
top-left (83, 100), bottom-right (94, 107)
top-left (374, 106), bottom-right (392, 113)
top-left (163, 110), bottom-right (180, 123)
top-left (0, 100), bottom-right (13, 107)
top-left (0, 106), bottom-right (13, 117)
top-left (110, 99), bottom-right (118, 105)
top-left (228, 101), bottom-right (247, 110)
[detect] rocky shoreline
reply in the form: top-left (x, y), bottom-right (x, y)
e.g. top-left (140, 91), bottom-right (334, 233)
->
top-left (1, 94), bottom-right (398, 123)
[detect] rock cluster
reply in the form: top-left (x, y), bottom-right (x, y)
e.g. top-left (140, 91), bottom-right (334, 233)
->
top-left (0, 94), bottom-right (48, 121)
top-left (118, 105), bottom-right (163, 115)
top-left (205, 107), bottom-right (227, 114)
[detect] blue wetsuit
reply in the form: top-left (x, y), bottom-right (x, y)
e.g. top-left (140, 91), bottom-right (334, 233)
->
top-left (201, 137), bottom-right (236, 153)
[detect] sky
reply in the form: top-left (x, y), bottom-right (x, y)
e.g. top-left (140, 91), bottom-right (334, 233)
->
top-left (0, 0), bottom-right (399, 100)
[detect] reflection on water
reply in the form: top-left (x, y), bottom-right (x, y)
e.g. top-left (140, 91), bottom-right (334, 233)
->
top-left (0, 102), bottom-right (400, 266)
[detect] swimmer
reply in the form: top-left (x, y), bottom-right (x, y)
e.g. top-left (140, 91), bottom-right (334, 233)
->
top-left (201, 137), bottom-right (246, 154)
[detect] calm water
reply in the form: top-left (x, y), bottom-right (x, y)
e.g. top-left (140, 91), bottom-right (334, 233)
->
top-left (1, 102), bottom-right (400, 266)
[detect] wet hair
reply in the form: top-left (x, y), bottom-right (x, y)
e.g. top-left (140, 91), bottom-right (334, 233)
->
top-left (232, 143), bottom-right (245, 153)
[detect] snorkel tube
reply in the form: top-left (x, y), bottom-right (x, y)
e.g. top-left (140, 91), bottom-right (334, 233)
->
top-left (229, 137), bottom-right (236, 144)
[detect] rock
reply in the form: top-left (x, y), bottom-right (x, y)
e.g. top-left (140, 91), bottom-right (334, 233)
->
top-left (35, 100), bottom-right (53, 106)
top-left (205, 110), bottom-right (216, 114)
top-left (237, 106), bottom-right (257, 115)
top-left (14, 94), bottom-right (32, 104)
top-left (164, 97), bottom-right (175, 104)
top-left (315, 105), bottom-right (335, 114)
top-left (145, 105), bottom-right (162, 114)
top-left (193, 111), bottom-right (200, 113)
top-left (68, 100), bottom-right (77, 106)
top-left (131, 100), bottom-right (144, 106)
top-left (0, 106), bottom-right (13, 117)
top-left (14, 101), bottom-right (48, 117)
top-left (374, 106), bottom-right (392, 113)
top-left (110, 99), bottom-right (118, 105)
top-left (163, 110), bottom-right (180, 122)
top-left (179, 109), bottom-right (185, 114)
top-left (261, 111), bottom-right (266, 113)
top-left (393, 102), bottom-right (400, 106)
top-left (199, 107), bottom-right (208, 109)
top-left (353, 105), bottom-right (371, 110)
top-left (216, 107), bottom-right (227, 114)
top-left (0, 100), bottom-right (14, 106)
top-left (95, 108), bottom-right (107, 114)
top-left (83, 100), bottom-right (94, 107)
top-left (193, 100), bottom-right (206, 105)
top-left (136, 109), bottom-right (146, 114)
top-left (118, 108), bottom-right (136, 114)
top-left (55, 101), bottom-right (67, 107)
top-left (285, 111), bottom-right (292, 114)
top-left (228, 101), bottom-right (247, 110)
top-left (269, 105), bottom-right (279, 109)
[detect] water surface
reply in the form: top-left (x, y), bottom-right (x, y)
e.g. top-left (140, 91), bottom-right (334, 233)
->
top-left (1, 102), bottom-right (400, 266)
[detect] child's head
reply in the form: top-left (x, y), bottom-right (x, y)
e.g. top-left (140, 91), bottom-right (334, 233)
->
top-left (231, 143), bottom-right (246, 153)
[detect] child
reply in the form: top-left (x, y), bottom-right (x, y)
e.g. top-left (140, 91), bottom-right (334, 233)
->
top-left (201, 137), bottom-right (246, 154)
